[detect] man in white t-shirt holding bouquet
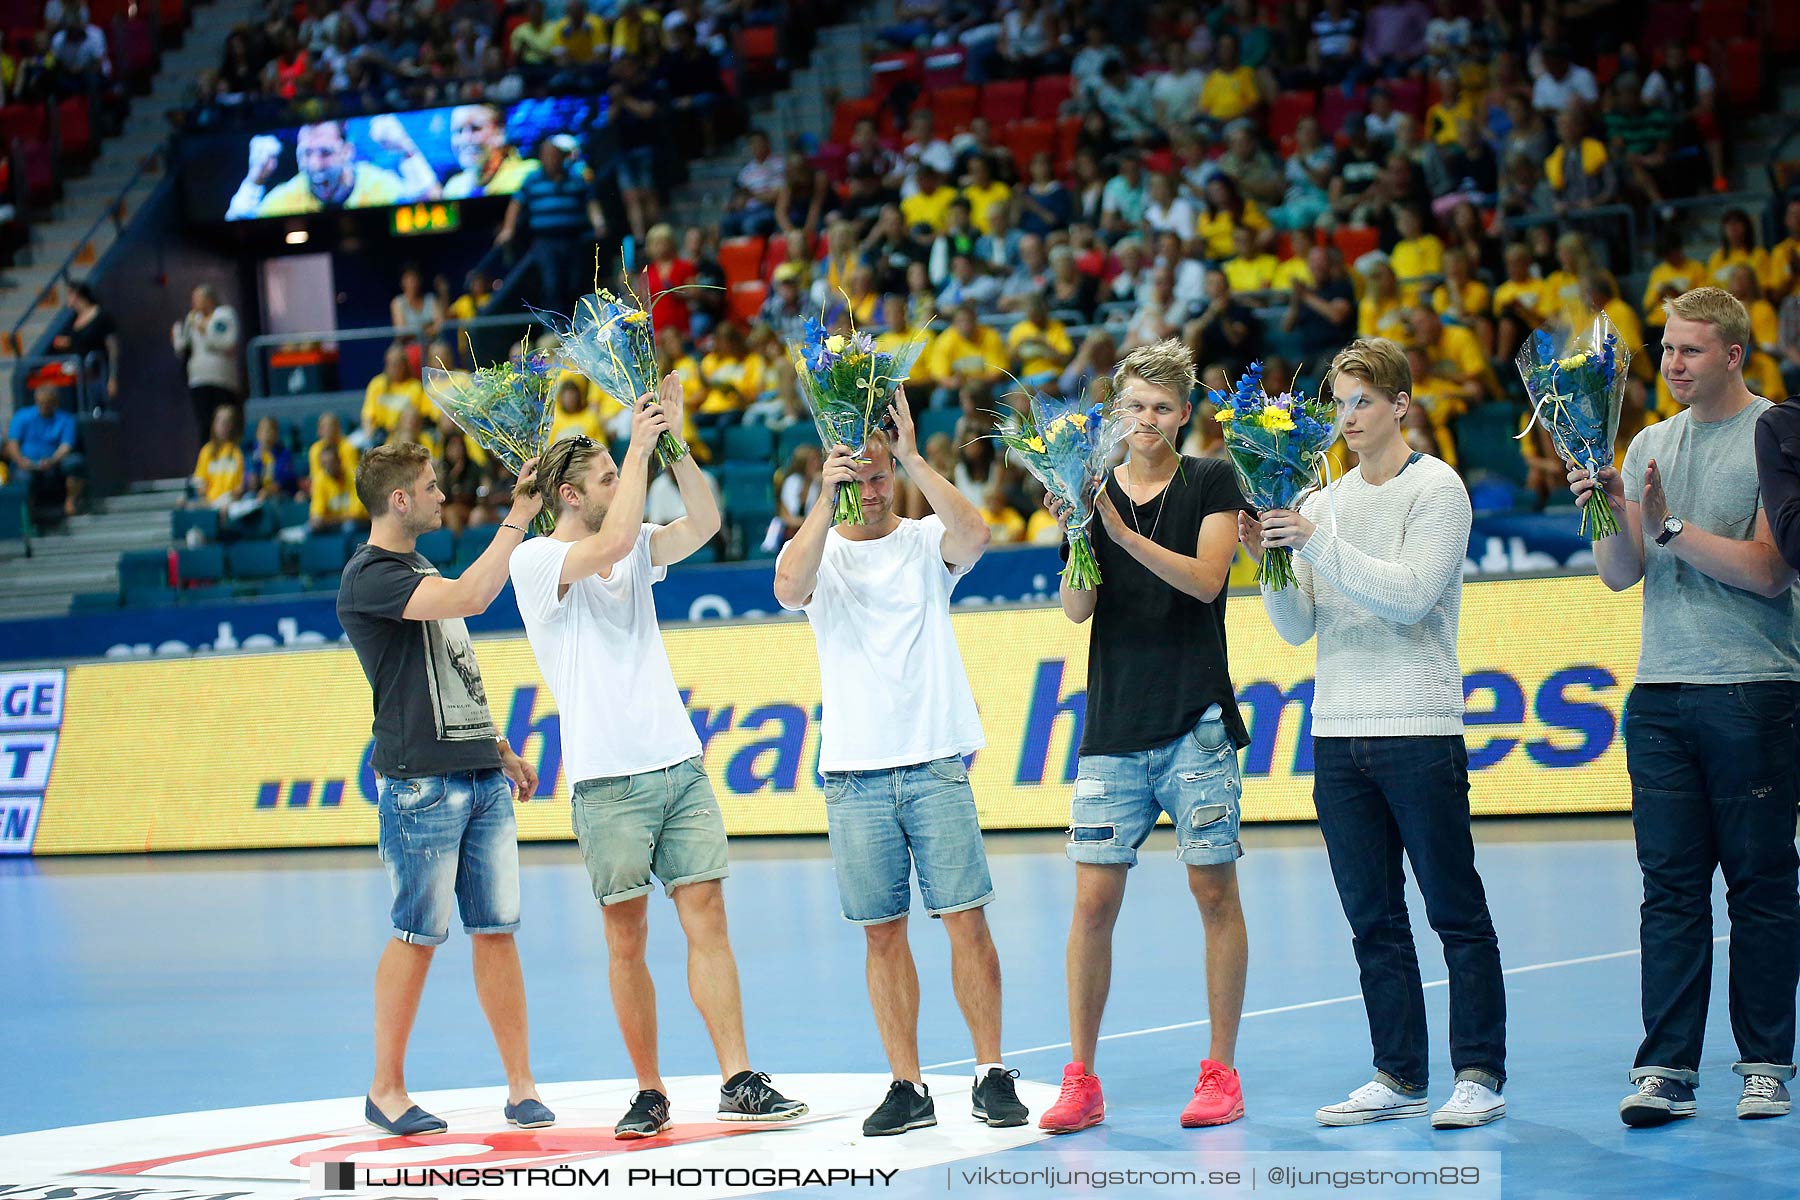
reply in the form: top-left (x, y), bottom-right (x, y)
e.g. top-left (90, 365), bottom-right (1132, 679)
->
top-left (510, 377), bottom-right (807, 1140)
top-left (775, 394), bottom-right (1029, 1138)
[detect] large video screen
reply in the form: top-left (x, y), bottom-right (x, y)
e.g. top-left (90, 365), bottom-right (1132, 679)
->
top-left (180, 95), bottom-right (603, 224)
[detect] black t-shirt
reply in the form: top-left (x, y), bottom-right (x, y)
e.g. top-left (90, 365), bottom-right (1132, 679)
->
top-left (1081, 456), bottom-right (1250, 756)
top-left (1295, 277), bottom-right (1356, 359)
top-left (337, 545), bottom-right (501, 778)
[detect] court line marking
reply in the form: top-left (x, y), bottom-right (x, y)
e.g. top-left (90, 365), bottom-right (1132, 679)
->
top-left (923, 936), bottom-right (1728, 1071)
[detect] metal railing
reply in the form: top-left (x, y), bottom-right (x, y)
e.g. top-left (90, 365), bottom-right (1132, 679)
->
top-left (1644, 190), bottom-right (1769, 257)
top-left (246, 313), bottom-right (540, 399)
top-left (1499, 203), bottom-right (1641, 274)
top-left (4, 149), bottom-right (161, 369)
top-left (12, 354), bottom-right (95, 414)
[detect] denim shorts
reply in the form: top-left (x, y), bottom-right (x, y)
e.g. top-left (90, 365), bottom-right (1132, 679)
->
top-left (571, 757), bottom-right (730, 906)
top-left (615, 146), bottom-right (656, 191)
top-left (822, 755), bottom-right (995, 924)
top-left (1068, 710), bottom-right (1245, 867)
top-left (377, 768), bottom-right (521, 945)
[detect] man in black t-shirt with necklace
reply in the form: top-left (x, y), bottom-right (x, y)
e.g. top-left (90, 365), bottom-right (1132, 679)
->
top-left (1037, 339), bottom-right (1253, 1134)
top-left (337, 442), bottom-right (554, 1137)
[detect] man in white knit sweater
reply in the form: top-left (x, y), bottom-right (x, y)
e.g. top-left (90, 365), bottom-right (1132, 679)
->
top-left (1241, 337), bottom-right (1507, 1130)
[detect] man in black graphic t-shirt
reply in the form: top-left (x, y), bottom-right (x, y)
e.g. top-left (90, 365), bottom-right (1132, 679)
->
top-left (1037, 339), bottom-right (1252, 1136)
top-left (336, 442), bottom-right (555, 1137)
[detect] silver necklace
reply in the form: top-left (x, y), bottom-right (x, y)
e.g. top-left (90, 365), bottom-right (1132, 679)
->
top-left (1123, 457), bottom-right (1174, 543)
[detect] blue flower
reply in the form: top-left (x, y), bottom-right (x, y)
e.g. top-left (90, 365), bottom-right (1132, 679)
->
top-left (801, 317), bottom-right (830, 367)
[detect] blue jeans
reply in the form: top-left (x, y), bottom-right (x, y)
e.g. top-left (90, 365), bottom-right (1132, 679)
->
top-left (376, 768), bottom-right (521, 945)
top-left (515, 235), bottom-right (587, 313)
top-left (1313, 736), bottom-right (1506, 1093)
top-left (1623, 682), bottom-right (1800, 1084)
top-left (822, 755), bottom-right (995, 924)
top-left (571, 757), bottom-right (730, 906)
top-left (1068, 709), bottom-right (1244, 867)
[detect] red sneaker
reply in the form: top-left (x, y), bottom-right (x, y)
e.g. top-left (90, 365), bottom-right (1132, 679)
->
top-left (1180, 1060), bottom-right (1245, 1127)
top-left (1038, 1062), bottom-right (1104, 1133)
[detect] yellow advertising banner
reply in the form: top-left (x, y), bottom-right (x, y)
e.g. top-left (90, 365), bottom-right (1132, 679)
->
top-left (27, 575), bottom-right (1643, 854)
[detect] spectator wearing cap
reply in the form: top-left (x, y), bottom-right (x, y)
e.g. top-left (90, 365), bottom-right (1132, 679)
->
top-left (936, 254), bottom-right (1001, 315)
top-left (1530, 43), bottom-right (1597, 115)
top-left (5, 385), bottom-right (86, 517)
top-left (760, 263), bottom-right (808, 342)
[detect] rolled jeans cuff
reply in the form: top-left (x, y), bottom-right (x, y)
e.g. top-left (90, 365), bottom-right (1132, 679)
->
top-left (1629, 1065), bottom-right (1700, 1086)
top-left (1455, 1068), bottom-right (1504, 1093)
top-left (1733, 1061), bottom-right (1797, 1082)
top-left (1375, 1070), bottom-right (1427, 1097)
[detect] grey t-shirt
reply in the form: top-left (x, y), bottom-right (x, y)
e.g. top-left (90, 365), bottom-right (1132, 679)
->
top-left (1622, 397), bottom-right (1800, 684)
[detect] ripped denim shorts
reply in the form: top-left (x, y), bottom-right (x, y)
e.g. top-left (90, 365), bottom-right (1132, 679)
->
top-left (1066, 707), bottom-right (1244, 867)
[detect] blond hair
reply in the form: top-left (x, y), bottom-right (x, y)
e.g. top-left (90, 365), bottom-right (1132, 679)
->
top-left (1113, 338), bottom-right (1196, 404)
top-left (356, 441), bottom-right (433, 517)
top-left (532, 434), bottom-right (607, 515)
top-left (1327, 337), bottom-right (1412, 400)
top-left (1662, 285), bottom-right (1751, 354)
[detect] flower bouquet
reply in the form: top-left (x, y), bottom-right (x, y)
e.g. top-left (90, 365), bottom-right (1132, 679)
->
top-left (1213, 361), bottom-right (1345, 591)
top-left (540, 289), bottom-right (688, 469)
top-left (788, 317), bottom-right (928, 523)
top-left (424, 349), bottom-right (559, 532)
top-left (991, 390), bottom-right (1128, 588)
top-left (1514, 315), bottom-right (1628, 539)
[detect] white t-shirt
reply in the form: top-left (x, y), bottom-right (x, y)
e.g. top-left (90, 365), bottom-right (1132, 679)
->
top-left (778, 515), bottom-right (985, 772)
top-left (509, 525), bottom-right (701, 784)
top-left (1531, 65), bottom-right (1598, 113)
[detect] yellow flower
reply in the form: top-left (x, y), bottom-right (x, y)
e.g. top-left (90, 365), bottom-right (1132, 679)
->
top-left (1257, 407), bottom-right (1296, 432)
top-left (622, 310), bottom-right (650, 324)
top-left (1556, 353), bottom-right (1590, 372)
top-left (826, 334), bottom-right (849, 354)
top-left (1214, 408), bottom-right (1236, 423)
top-left (1022, 435), bottom-right (1047, 454)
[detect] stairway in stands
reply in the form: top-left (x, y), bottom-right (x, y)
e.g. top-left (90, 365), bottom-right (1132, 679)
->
top-left (0, 480), bottom-right (185, 621)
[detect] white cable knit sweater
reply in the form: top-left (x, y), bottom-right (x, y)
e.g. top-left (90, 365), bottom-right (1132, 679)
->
top-left (1261, 454), bottom-right (1471, 737)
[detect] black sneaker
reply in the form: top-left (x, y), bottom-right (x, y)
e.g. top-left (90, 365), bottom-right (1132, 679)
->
top-left (863, 1080), bottom-right (936, 1137)
top-left (719, 1071), bottom-right (809, 1122)
top-left (616, 1089), bottom-right (673, 1139)
top-left (972, 1067), bottom-right (1029, 1127)
top-left (1738, 1075), bottom-right (1792, 1120)
top-left (1620, 1076), bottom-right (1697, 1127)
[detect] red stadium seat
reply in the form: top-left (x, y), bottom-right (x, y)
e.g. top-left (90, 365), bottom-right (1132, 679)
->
top-left (1028, 75), bottom-right (1073, 120)
top-left (718, 237), bottom-right (766, 289)
top-left (830, 97), bottom-right (879, 146)
top-left (1055, 116), bottom-right (1080, 170)
top-left (16, 135), bottom-right (57, 208)
top-left (1266, 91), bottom-right (1316, 145)
top-left (1719, 37), bottom-right (1762, 107)
top-left (157, 0), bottom-right (188, 38)
top-left (1003, 119), bottom-right (1056, 168)
top-left (1333, 226), bottom-right (1379, 263)
top-left (727, 280), bottom-right (767, 325)
top-left (1318, 86), bottom-right (1367, 138)
top-left (928, 85), bottom-right (979, 134)
top-left (921, 48), bottom-right (967, 91)
top-left (980, 80), bottom-right (1029, 126)
top-left (811, 142), bottom-right (849, 183)
top-left (1770, 1), bottom-right (1800, 53)
top-left (736, 24), bottom-right (780, 88)
top-left (869, 52), bottom-right (920, 106)
top-left (1640, 1), bottom-right (1692, 48)
top-left (55, 96), bottom-right (92, 166)
top-left (0, 104), bottom-right (47, 145)
top-left (117, 17), bottom-right (158, 88)
top-left (1696, 0), bottom-right (1750, 38)
top-left (89, 0), bottom-right (132, 22)
top-left (1385, 77), bottom-right (1425, 119)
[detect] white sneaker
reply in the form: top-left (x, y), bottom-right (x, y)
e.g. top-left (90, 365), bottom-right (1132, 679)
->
top-left (1432, 1080), bottom-right (1506, 1128)
top-left (1316, 1079), bottom-right (1429, 1126)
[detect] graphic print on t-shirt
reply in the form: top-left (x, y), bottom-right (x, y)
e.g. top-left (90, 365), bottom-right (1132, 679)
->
top-left (421, 615), bottom-right (496, 742)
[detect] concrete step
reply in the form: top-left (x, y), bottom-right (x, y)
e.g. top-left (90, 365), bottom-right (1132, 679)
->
top-left (0, 562), bottom-right (119, 599)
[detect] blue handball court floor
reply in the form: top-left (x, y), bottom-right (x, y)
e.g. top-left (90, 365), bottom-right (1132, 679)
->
top-left (2, 818), bottom-right (1795, 1200)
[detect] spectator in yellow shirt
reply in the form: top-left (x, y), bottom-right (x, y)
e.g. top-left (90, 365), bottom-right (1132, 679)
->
top-left (1582, 274), bottom-right (1655, 431)
top-left (1358, 257), bottom-right (1408, 340)
top-left (1492, 241), bottom-right (1550, 357)
top-left (1432, 246), bottom-right (1494, 357)
top-left (874, 296), bottom-right (928, 359)
top-left (390, 407), bottom-right (440, 460)
top-left (979, 480), bottom-right (1026, 544)
top-left (699, 322), bottom-right (766, 415)
top-left (1198, 33), bottom-right (1261, 126)
top-left (609, 1), bottom-right (660, 58)
top-left (1726, 264), bottom-right (1781, 352)
top-left (960, 155), bottom-right (1013, 236)
top-left (1541, 232), bottom-right (1605, 331)
top-left (1402, 344), bottom-right (1464, 468)
top-left (307, 411), bottom-right (359, 488)
top-left (308, 442), bottom-right (367, 532)
top-left (1223, 224), bottom-right (1279, 294)
top-left (191, 405), bottom-right (245, 507)
top-left (509, 0), bottom-right (558, 67)
top-left (1007, 296), bottom-right (1074, 382)
top-left (1424, 71), bottom-right (1476, 146)
top-left (361, 344), bottom-right (429, 440)
top-left (1641, 228), bottom-right (1705, 328)
top-left (1195, 175), bottom-right (1270, 260)
top-left (1707, 208), bottom-right (1767, 288)
top-left (551, 0), bottom-right (608, 65)
top-left (1391, 206), bottom-right (1445, 302)
top-left (901, 164), bottom-right (958, 234)
top-left (550, 378), bottom-right (607, 443)
top-left (927, 303), bottom-right (1008, 408)
top-left (446, 269), bottom-right (493, 322)
top-left (1764, 197), bottom-right (1800, 302)
top-left (1408, 304), bottom-right (1492, 408)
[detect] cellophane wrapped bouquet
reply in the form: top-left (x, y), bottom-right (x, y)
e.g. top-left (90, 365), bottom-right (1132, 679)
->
top-left (1514, 314), bottom-right (1629, 539)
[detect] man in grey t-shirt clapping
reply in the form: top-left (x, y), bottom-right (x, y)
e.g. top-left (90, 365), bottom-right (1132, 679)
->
top-left (1570, 287), bottom-right (1800, 1128)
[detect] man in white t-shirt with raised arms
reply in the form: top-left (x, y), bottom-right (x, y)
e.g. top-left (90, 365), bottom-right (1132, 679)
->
top-left (510, 376), bottom-right (807, 1140)
top-left (774, 395), bottom-right (1028, 1138)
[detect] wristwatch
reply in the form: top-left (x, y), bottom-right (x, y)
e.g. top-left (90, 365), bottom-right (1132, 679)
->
top-left (1654, 515), bottom-right (1684, 546)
